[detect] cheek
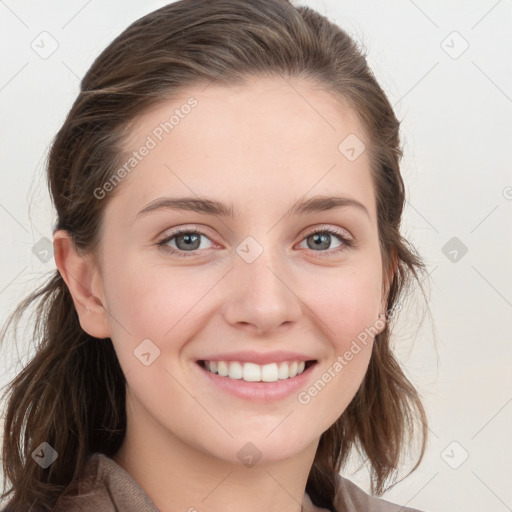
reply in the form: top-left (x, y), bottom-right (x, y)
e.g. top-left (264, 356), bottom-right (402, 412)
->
top-left (305, 264), bottom-right (383, 345)
top-left (102, 250), bottom-right (187, 326)
top-left (101, 257), bottom-right (215, 368)
top-left (295, 278), bottom-right (380, 431)
top-left (295, 267), bottom-right (381, 415)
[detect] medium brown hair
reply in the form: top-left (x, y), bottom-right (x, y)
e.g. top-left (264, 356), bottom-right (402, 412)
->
top-left (1, 1), bottom-right (428, 510)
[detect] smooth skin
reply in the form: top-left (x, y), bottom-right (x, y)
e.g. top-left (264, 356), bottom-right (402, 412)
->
top-left (54, 76), bottom-right (391, 512)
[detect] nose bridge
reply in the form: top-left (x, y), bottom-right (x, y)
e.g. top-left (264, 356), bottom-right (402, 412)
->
top-left (222, 234), bottom-right (302, 332)
top-left (240, 238), bottom-right (284, 292)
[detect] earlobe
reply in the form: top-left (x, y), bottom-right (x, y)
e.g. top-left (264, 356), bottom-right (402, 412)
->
top-left (374, 312), bottom-right (387, 336)
top-left (53, 230), bottom-right (111, 339)
top-left (379, 249), bottom-right (398, 322)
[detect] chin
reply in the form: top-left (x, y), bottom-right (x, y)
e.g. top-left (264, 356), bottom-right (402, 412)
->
top-left (208, 430), bottom-right (316, 467)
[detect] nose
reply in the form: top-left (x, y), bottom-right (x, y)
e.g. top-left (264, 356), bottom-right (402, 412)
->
top-left (221, 244), bottom-right (302, 335)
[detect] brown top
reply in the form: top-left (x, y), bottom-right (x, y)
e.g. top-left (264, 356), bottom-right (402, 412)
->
top-left (53, 453), bottom-right (425, 512)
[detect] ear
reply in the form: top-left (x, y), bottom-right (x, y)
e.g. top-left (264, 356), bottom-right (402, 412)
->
top-left (379, 248), bottom-right (398, 318)
top-left (53, 230), bottom-right (111, 339)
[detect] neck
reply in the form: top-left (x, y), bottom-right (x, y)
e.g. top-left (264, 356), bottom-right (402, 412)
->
top-left (113, 391), bottom-right (322, 512)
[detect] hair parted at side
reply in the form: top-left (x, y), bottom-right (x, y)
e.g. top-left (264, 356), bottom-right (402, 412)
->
top-left (0, 1), bottom-right (429, 510)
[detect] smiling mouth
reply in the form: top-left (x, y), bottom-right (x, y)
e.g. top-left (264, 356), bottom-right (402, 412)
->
top-left (197, 359), bottom-right (317, 382)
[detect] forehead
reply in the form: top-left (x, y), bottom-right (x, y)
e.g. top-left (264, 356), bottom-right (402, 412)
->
top-left (108, 76), bottom-right (376, 222)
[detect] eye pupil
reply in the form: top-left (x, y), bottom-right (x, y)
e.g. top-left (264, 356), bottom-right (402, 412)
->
top-left (161, 228), bottom-right (348, 257)
top-left (176, 233), bottom-right (201, 250)
top-left (309, 233), bottom-right (330, 250)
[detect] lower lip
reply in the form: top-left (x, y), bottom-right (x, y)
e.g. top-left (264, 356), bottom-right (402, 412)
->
top-left (195, 361), bottom-right (317, 402)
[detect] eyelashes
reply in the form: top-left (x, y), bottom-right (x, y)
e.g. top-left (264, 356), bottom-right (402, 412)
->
top-left (157, 228), bottom-right (213, 257)
top-left (156, 225), bottom-right (354, 258)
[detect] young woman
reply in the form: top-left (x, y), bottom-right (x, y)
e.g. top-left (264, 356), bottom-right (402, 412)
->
top-left (1, 1), bottom-right (429, 511)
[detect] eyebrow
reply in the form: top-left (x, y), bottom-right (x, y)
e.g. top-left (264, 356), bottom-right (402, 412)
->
top-left (135, 194), bottom-right (370, 220)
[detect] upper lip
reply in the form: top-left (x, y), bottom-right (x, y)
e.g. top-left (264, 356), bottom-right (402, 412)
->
top-left (197, 350), bottom-right (317, 365)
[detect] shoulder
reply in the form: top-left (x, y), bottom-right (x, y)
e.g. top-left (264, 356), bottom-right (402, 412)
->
top-left (333, 473), bottom-right (426, 512)
top-left (54, 452), bottom-right (159, 512)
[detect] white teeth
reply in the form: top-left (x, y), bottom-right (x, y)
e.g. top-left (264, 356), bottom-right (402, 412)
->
top-left (217, 361), bottom-right (229, 377)
top-left (261, 363), bottom-right (278, 382)
top-left (202, 359), bottom-right (311, 382)
top-left (278, 362), bottom-right (289, 380)
top-left (228, 361), bottom-right (243, 379)
top-left (243, 362), bottom-right (261, 382)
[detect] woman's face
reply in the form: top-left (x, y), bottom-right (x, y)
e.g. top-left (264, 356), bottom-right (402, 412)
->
top-left (93, 77), bottom-right (387, 464)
